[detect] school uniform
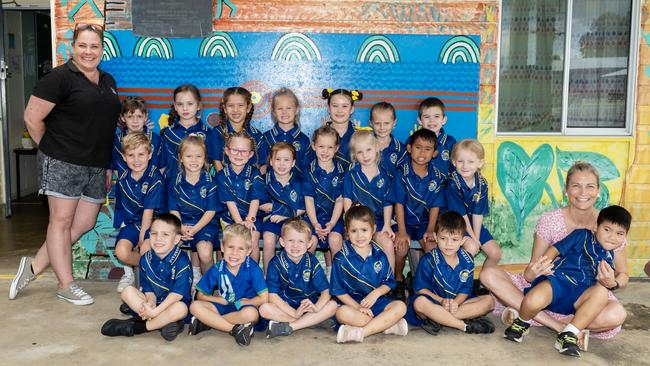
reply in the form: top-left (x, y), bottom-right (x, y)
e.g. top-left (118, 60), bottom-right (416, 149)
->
top-left (114, 164), bottom-right (163, 245)
top-left (445, 171), bottom-right (493, 245)
top-left (392, 160), bottom-right (446, 240)
top-left (261, 170), bottom-right (305, 235)
top-left (167, 170), bottom-right (219, 251)
top-left (159, 121), bottom-right (211, 179)
top-left (207, 122), bottom-right (262, 165)
top-left (140, 245), bottom-right (193, 308)
top-left (302, 159), bottom-right (346, 248)
top-left (257, 125), bottom-right (310, 168)
top-left (330, 241), bottom-right (397, 315)
top-left (266, 251), bottom-right (329, 308)
top-left (342, 163), bottom-right (394, 229)
top-left (337, 122), bottom-right (356, 169)
top-left (432, 128), bottom-right (457, 177)
top-left (379, 135), bottom-right (408, 177)
top-left (525, 229), bottom-right (616, 315)
top-left (216, 163), bottom-right (265, 231)
top-left (111, 126), bottom-right (162, 177)
top-left (196, 257), bottom-right (268, 315)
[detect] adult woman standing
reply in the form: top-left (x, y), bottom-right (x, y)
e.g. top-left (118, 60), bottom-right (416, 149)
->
top-left (480, 162), bottom-right (628, 343)
top-left (9, 24), bottom-right (121, 305)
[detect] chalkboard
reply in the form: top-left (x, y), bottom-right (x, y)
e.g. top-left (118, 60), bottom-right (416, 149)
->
top-left (132, 0), bottom-right (213, 38)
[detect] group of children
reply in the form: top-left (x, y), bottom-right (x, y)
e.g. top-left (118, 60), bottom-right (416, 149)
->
top-left (100, 85), bottom-right (631, 357)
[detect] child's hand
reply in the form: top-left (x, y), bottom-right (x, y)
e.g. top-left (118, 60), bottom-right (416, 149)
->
top-left (597, 260), bottom-right (617, 289)
top-left (323, 222), bottom-right (334, 236)
top-left (449, 300), bottom-right (459, 315)
top-left (270, 215), bottom-right (288, 223)
top-left (380, 225), bottom-right (395, 241)
top-left (242, 219), bottom-right (255, 231)
top-left (181, 225), bottom-right (194, 240)
top-left (441, 298), bottom-right (453, 313)
top-left (140, 302), bottom-right (157, 320)
top-left (301, 299), bottom-right (319, 313)
top-left (360, 292), bottom-right (379, 308)
top-left (524, 256), bottom-right (554, 282)
top-left (358, 307), bottom-right (374, 319)
top-left (313, 222), bottom-right (326, 241)
top-left (394, 231), bottom-right (411, 253)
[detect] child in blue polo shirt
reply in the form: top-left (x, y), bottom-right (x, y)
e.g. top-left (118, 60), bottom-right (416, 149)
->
top-left (304, 126), bottom-right (346, 269)
top-left (189, 223), bottom-right (268, 346)
top-left (168, 135), bottom-right (219, 286)
top-left (260, 142), bottom-right (308, 272)
top-left (208, 87), bottom-right (262, 172)
top-left (393, 128), bottom-right (446, 299)
top-left (331, 204), bottom-right (407, 343)
top-left (113, 132), bottom-right (164, 293)
top-left (319, 88), bottom-right (364, 169)
top-left (445, 139), bottom-right (502, 267)
top-left (343, 130), bottom-right (396, 272)
top-left (408, 211), bottom-right (495, 335)
top-left (504, 205), bottom-right (631, 358)
top-left (417, 97), bottom-right (457, 177)
top-left (260, 218), bottom-right (338, 338)
top-left (370, 102), bottom-right (407, 177)
top-left (111, 96), bottom-right (161, 177)
top-left (258, 88), bottom-right (310, 174)
top-left (217, 130), bottom-right (265, 262)
top-left (102, 214), bottom-right (192, 341)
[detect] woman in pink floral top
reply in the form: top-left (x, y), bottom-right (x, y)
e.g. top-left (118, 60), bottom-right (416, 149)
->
top-left (480, 162), bottom-right (628, 342)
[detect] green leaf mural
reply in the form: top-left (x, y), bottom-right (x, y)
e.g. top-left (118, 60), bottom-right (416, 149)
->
top-left (497, 142), bottom-right (554, 240)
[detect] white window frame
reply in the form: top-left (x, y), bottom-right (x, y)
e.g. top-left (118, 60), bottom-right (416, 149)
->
top-left (495, 0), bottom-right (641, 136)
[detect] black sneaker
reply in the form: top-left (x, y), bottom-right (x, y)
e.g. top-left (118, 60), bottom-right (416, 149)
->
top-left (188, 316), bottom-right (210, 335)
top-left (119, 302), bottom-right (132, 315)
top-left (390, 281), bottom-right (407, 302)
top-left (465, 317), bottom-right (495, 334)
top-left (267, 321), bottom-right (293, 338)
top-left (160, 320), bottom-right (185, 341)
top-left (101, 319), bottom-right (135, 337)
top-left (420, 318), bottom-right (441, 335)
top-left (555, 331), bottom-right (581, 357)
top-left (230, 323), bottom-right (254, 346)
top-left (503, 317), bottom-right (530, 342)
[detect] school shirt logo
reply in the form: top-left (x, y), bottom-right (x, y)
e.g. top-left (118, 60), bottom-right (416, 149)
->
top-left (196, 132), bottom-right (206, 139)
top-left (292, 141), bottom-right (301, 151)
top-left (459, 269), bottom-right (471, 283)
top-left (244, 179), bottom-right (251, 191)
top-left (141, 183), bottom-right (149, 194)
top-left (374, 260), bottom-right (382, 273)
top-left (331, 176), bottom-right (339, 187)
top-left (473, 192), bottom-right (481, 203)
top-left (428, 180), bottom-right (437, 192)
top-left (302, 269), bottom-right (311, 282)
top-left (290, 190), bottom-right (298, 202)
top-left (200, 186), bottom-right (207, 198)
top-left (441, 150), bottom-right (450, 161)
top-left (390, 153), bottom-right (397, 164)
top-left (377, 178), bottom-right (384, 188)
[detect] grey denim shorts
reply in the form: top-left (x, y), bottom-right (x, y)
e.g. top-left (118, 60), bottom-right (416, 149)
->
top-left (37, 151), bottom-right (107, 204)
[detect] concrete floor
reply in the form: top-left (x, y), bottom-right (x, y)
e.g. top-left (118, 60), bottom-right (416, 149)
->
top-left (1, 201), bottom-right (649, 366)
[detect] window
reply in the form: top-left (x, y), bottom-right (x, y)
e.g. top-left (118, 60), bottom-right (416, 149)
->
top-left (497, 0), bottom-right (637, 134)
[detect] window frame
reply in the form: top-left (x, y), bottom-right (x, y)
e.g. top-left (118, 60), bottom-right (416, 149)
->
top-left (495, 0), bottom-right (641, 137)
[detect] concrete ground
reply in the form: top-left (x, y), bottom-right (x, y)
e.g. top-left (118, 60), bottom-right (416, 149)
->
top-left (1, 202), bottom-right (649, 366)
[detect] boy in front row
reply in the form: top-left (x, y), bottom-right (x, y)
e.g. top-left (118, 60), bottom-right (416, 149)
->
top-left (260, 218), bottom-right (338, 338)
top-left (504, 205), bottom-right (631, 358)
top-left (101, 213), bottom-right (191, 341)
top-left (189, 223), bottom-right (268, 346)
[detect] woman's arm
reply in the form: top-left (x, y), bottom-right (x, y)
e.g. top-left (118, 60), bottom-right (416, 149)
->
top-left (24, 96), bottom-right (55, 145)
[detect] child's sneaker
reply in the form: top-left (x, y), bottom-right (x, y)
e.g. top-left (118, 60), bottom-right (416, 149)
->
top-left (230, 323), bottom-right (254, 346)
top-left (119, 302), bottom-right (132, 315)
top-left (336, 325), bottom-right (364, 343)
top-left (504, 317), bottom-right (530, 342)
top-left (267, 321), bottom-right (293, 338)
top-left (465, 317), bottom-right (495, 334)
top-left (420, 318), bottom-right (441, 335)
top-left (383, 318), bottom-right (408, 336)
top-left (188, 316), bottom-right (210, 335)
top-left (555, 331), bottom-right (581, 357)
top-left (160, 320), bottom-right (185, 341)
top-left (56, 282), bottom-right (94, 305)
top-left (116, 268), bottom-right (134, 293)
top-left (101, 319), bottom-right (135, 337)
top-left (9, 256), bottom-right (36, 300)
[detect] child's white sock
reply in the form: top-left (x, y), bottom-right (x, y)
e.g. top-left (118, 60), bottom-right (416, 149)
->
top-left (562, 323), bottom-right (580, 336)
top-left (326, 266), bottom-right (332, 279)
top-left (123, 265), bottom-right (134, 276)
top-left (192, 266), bottom-right (201, 281)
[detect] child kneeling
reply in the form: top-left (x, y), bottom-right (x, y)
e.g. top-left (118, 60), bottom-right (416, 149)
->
top-left (331, 204), bottom-right (408, 343)
top-left (189, 223), bottom-right (268, 346)
top-left (101, 214), bottom-right (191, 341)
top-left (260, 218), bottom-right (338, 338)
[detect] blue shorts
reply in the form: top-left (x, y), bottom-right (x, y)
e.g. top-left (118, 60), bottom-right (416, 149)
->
top-left (392, 223), bottom-right (428, 242)
top-left (116, 223), bottom-right (150, 246)
top-left (466, 225), bottom-right (494, 246)
top-left (211, 302), bottom-right (257, 315)
top-left (309, 218), bottom-right (344, 249)
top-left (183, 223), bottom-right (220, 252)
top-left (261, 218), bottom-right (289, 236)
top-left (525, 275), bottom-right (589, 315)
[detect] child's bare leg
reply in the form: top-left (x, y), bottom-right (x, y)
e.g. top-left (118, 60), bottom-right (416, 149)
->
top-left (328, 232), bottom-right (343, 256)
top-left (190, 251), bottom-right (200, 269)
top-left (121, 285), bottom-right (147, 310)
top-left (190, 301), bottom-right (243, 332)
top-left (413, 296), bottom-right (465, 331)
top-left (571, 285), bottom-right (610, 330)
top-left (262, 232), bottom-right (277, 272)
top-left (336, 305), bottom-right (372, 327)
top-left (309, 236), bottom-right (318, 254)
top-left (139, 239), bottom-right (151, 255)
top-left (250, 230), bottom-right (260, 262)
top-left (115, 240), bottom-right (140, 266)
top-left (453, 295), bottom-right (495, 319)
top-left (373, 233), bottom-right (395, 273)
top-left (519, 281), bottom-right (553, 321)
top-left (360, 301), bottom-right (406, 337)
top-left (223, 306), bottom-right (259, 325)
top-left (259, 302), bottom-right (298, 323)
top-left (480, 240), bottom-right (502, 268)
top-left (145, 302), bottom-right (188, 330)
top-left (290, 300), bottom-right (338, 331)
top-left (195, 241), bottom-right (214, 273)
top-left (395, 248), bottom-right (408, 281)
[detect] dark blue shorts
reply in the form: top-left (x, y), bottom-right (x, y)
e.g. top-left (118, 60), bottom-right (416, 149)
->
top-left (211, 302), bottom-right (257, 315)
top-left (116, 224), bottom-right (150, 246)
top-left (392, 223), bottom-right (428, 242)
top-left (261, 219), bottom-right (287, 236)
top-left (183, 223), bottom-right (220, 252)
top-left (466, 225), bottom-right (494, 246)
top-left (309, 218), bottom-right (344, 249)
top-left (525, 275), bottom-right (589, 315)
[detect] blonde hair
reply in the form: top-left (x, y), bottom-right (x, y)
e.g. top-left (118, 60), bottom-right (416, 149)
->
top-left (222, 223), bottom-right (253, 250)
top-left (121, 131), bottom-right (152, 154)
top-left (281, 218), bottom-right (312, 239)
top-left (271, 87), bottom-right (300, 125)
top-left (451, 138), bottom-right (485, 161)
top-left (178, 135), bottom-right (209, 171)
top-left (565, 161), bottom-right (600, 188)
top-left (349, 130), bottom-right (380, 166)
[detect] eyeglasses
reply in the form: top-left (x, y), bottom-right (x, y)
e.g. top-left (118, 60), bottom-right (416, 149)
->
top-left (227, 147), bottom-right (251, 156)
top-left (74, 23), bottom-right (104, 33)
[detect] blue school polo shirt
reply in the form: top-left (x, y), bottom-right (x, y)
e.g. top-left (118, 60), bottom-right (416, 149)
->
top-left (337, 122), bottom-right (356, 168)
top-left (343, 163), bottom-right (394, 223)
top-left (216, 163), bottom-right (266, 224)
top-left (379, 135), bottom-right (408, 177)
top-left (432, 128), bottom-right (457, 177)
top-left (167, 170), bottom-right (218, 225)
top-left (159, 121), bottom-right (211, 177)
top-left (302, 159), bottom-right (346, 222)
top-left (264, 170), bottom-right (305, 218)
top-left (111, 126), bottom-right (162, 177)
top-left (266, 250), bottom-right (329, 308)
top-left (257, 125), bottom-right (310, 167)
top-left (207, 122), bottom-right (262, 164)
top-left (414, 248), bottom-right (474, 299)
top-left (196, 257), bottom-right (268, 303)
top-left (113, 164), bottom-right (163, 228)
top-left (330, 241), bottom-right (396, 302)
top-left (445, 171), bottom-right (489, 218)
top-left (552, 229), bottom-right (615, 287)
top-left (393, 160), bottom-right (446, 227)
top-left (140, 245), bottom-right (192, 305)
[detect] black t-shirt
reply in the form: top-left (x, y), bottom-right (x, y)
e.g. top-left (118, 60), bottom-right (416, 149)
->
top-left (33, 61), bottom-right (121, 168)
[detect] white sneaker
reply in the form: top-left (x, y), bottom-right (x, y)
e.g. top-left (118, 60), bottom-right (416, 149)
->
top-left (57, 282), bottom-right (94, 305)
top-left (116, 271), bottom-right (134, 293)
